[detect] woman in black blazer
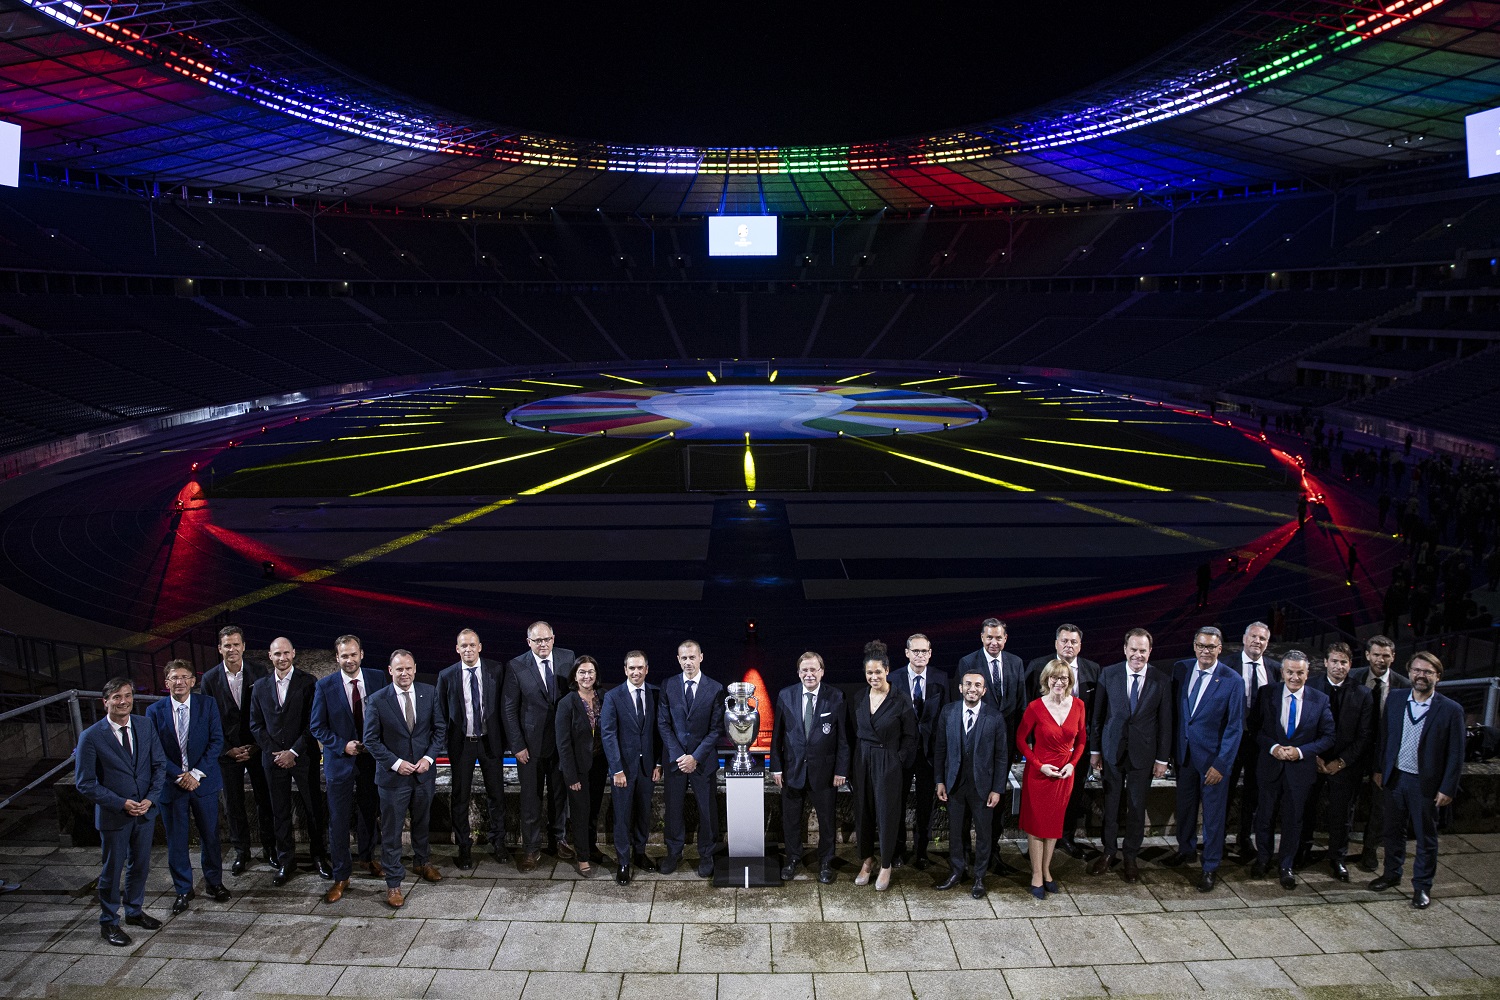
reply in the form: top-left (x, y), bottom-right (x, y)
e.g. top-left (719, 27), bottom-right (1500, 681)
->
top-left (555, 655), bottom-right (608, 878)
top-left (851, 640), bottom-right (917, 891)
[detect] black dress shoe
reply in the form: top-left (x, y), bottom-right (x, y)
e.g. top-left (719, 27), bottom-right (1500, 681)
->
top-left (1369, 874), bottom-right (1402, 892)
top-left (697, 857), bottom-right (715, 879)
top-left (259, 849), bottom-right (277, 868)
top-left (100, 923), bottom-right (131, 947)
top-left (455, 847), bottom-right (473, 870)
top-left (316, 856), bottom-right (334, 880)
top-left (171, 893), bottom-right (192, 915)
top-left (1163, 852), bottom-right (1195, 869)
top-left (891, 851), bottom-right (908, 868)
top-left (1057, 839), bottom-right (1085, 859)
top-left (615, 866), bottom-right (631, 886)
top-left (1358, 852), bottom-right (1379, 873)
top-left (231, 854), bottom-right (248, 877)
top-left (780, 861), bottom-right (799, 880)
top-left (1279, 870), bottom-right (1297, 891)
top-left (1088, 853), bottom-right (1116, 876)
top-left (970, 879), bottom-right (987, 900)
top-left (818, 866), bottom-right (835, 884)
top-left (124, 912), bottom-right (162, 930)
top-left (633, 853), bottom-right (657, 873)
top-left (1329, 860), bottom-right (1351, 883)
top-left (205, 883), bottom-right (231, 903)
top-left (1412, 888), bottom-right (1431, 909)
top-left (913, 853), bottom-right (931, 871)
top-left (1122, 858), bottom-right (1140, 883)
top-left (1196, 869), bottom-right (1218, 893)
top-left (991, 856), bottom-right (1022, 876)
top-left (1250, 860), bottom-right (1268, 878)
top-left (272, 863), bottom-right (295, 887)
top-left (657, 854), bottom-right (681, 875)
top-left (936, 869), bottom-right (964, 891)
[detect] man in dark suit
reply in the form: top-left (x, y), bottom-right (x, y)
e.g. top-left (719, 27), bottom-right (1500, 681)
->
top-left (502, 620), bottom-right (575, 871)
top-left (1250, 651), bottom-right (1335, 889)
top-left (75, 677), bottom-right (166, 946)
top-left (1025, 623), bottom-right (1100, 858)
top-left (602, 650), bottom-right (662, 884)
top-left (1168, 626), bottom-right (1245, 893)
top-left (198, 625), bottom-right (276, 875)
top-left (771, 651), bottom-right (848, 883)
top-left (890, 632), bottom-right (947, 870)
top-left (657, 639), bottom-right (725, 878)
top-left (364, 648), bottom-right (446, 909)
top-left (1228, 621), bottom-right (1282, 861)
top-left (1350, 634), bottom-right (1409, 871)
top-left (934, 670), bottom-right (1008, 899)
top-left (309, 634), bottom-right (388, 904)
top-left (1303, 641), bottom-right (1375, 881)
top-left (249, 636), bottom-right (331, 886)
top-left (146, 660), bottom-right (229, 915)
top-left (1088, 628), bottom-right (1172, 882)
top-left (1369, 651), bottom-right (1465, 909)
top-left (774, 653), bottom-right (846, 881)
top-left (956, 617), bottom-right (1024, 875)
top-left (436, 628), bottom-right (508, 870)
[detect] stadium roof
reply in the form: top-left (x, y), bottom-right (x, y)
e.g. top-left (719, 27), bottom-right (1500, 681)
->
top-left (1, 0), bottom-right (1498, 212)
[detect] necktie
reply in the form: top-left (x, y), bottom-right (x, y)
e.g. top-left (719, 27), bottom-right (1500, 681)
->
top-left (467, 667), bottom-right (482, 737)
top-left (1286, 694), bottom-right (1298, 740)
top-left (176, 703), bottom-right (189, 758)
top-left (1375, 676), bottom-right (1386, 713)
top-left (230, 672), bottom-right (241, 709)
top-left (541, 658), bottom-right (554, 703)
top-left (990, 657), bottom-right (1002, 698)
top-left (1129, 673), bottom-right (1140, 714)
top-left (1249, 661), bottom-right (1262, 701)
top-left (120, 722), bottom-right (132, 759)
top-left (403, 689), bottom-right (416, 732)
top-left (803, 691), bottom-right (815, 738)
top-left (634, 687), bottom-right (645, 724)
top-left (685, 679), bottom-right (696, 715)
top-left (350, 677), bottom-right (364, 735)
top-left (1188, 670), bottom-right (1208, 716)
top-left (965, 708), bottom-right (975, 733)
top-left (913, 675), bottom-right (925, 717)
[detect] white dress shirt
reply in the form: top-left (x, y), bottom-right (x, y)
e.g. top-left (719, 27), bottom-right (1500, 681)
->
top-left (389, 684), bottom-right (433, 772)
top-left (1271, 688), bottom-right (1305, 760)
top-left (1241, 652), bottom-right (1269, 703)
top-left (171, 695), bottom-right (205, 781)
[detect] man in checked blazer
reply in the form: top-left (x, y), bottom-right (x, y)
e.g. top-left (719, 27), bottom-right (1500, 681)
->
top-left (657, 639), bottom-right (725, 878)
top-left (771, 651), bottom-right (849, 883)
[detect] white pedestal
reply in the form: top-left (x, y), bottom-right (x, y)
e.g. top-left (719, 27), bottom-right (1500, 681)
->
top-left (725, 766), bottom-right (766, 857)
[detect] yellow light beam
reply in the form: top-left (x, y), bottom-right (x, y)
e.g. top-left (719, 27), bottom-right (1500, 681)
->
top-left (769, 369), bottom-right (778, 383)
top-left (1021, 439), bottom-right (1265, 468)
top-left (961, 446), bottom-right (1170, 491)
top-left (848, 437), bottom-right (1032, 491)
top-left (900, 375), bottom-right (960, 386)
top-left (241, 434), bottom-right (514, 472)
top-left (836, 371), bottom-right (875, 383)
top-left (1046, 496), bottom-right (1227, 548)
top-left (520, 436), bottom-right (670, 494)
top-left (743, 432), bottom-right (756, 492)
top-left (378, 421), bottom-right (441, 426)
top-left (334, 433), bottom-right (422, 441)
top-left (706, 371), bottom-right (718, 383)
top-left (485, 387), bottom-right (534, 393)
top-left (984, 390), bottom-right (1023, 395)
top-left (949, 383), bottom-right (997, 390)
top-left (600, 372), bottom-right (646, 385)
top-left (353, 447), bottom-right (556, 496)
top-left (520, 378), bottom-right (584, 388)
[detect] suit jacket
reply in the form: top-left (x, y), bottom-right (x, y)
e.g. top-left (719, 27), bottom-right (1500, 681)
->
top-left (75, 716), bottom-right (166, 831)
top-left (1175, 653), bottom-right (1282, 730)
top-left (363, 682), bottom-right (446, 791)
top-left (601, 683), bottom-right (661, 778)
top-left (249, 668), bottom-right (319, 761)
top-left (1089, 662), bottom-right (1173, 771)
top-left (1025, 656), bottom-right (1101, 708)
top-left (199, 661), bottom-right (266, 754)
top-left (933, 700), bottom-right (1009, 796)
top-left (1308, 676), bottom-right (1375, 772)
top-left (436, 658), bottom-right (506, 760)
top-left (1350, 666), bottom-right (1411, 704)
top-left (769, 684), bottom-right (850, 789)
top-left (1172, 660), bottom-right (1246, 775)
top-left (889, 667), bottom-right (948, 760)
top-left (556, 689), bottom-right (604, 787)
top-left (502, 648), bottom-right (576, 761)
top-left (146, 693), bottom-right (224, 802)
top-left (657, 672), bottom-right (725, 774)
top-left (1377, 689), bottom-right (1465, 798)
top-left (310, 668), bottom-right (389, 780)
top-left (957, 648), bottom-right (1025, 736)
top-left (1253, 684), bottom-right (1336, 788)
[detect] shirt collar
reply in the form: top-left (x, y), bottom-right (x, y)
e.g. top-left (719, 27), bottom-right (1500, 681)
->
top-left (628, 681), bottom-right (646, 694)
top-left (802, 685), bottom-right (820, 699)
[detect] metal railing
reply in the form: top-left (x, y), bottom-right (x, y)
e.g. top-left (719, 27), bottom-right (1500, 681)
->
top-left (0, 628), bottom-right (219, 696)
top-left (0, 689), bottom-right (164, 810)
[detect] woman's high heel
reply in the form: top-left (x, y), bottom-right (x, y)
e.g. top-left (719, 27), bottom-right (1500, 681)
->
top-left (854, 858), bottom-right (876, 886)
top-left (875, 867), bottom-right (892, 891)
top-left (1030, 883), bottom-right (1047, 900)
top-left (1043, 880), bottom-right (1060, 894)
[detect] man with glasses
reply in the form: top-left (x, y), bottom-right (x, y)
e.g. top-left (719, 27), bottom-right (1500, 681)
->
top-left (1350, 635), bottom-right (1409, 872)
top-left (890, 633), bottom-right (947, 869)
top-left (503, 621), bottom-right (576, 871)
top-left (1168, 626), bottom-right (1245, 892)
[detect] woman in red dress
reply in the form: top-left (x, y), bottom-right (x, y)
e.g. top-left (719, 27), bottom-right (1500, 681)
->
top-left (1015, 659), bottom-right (1087, 899)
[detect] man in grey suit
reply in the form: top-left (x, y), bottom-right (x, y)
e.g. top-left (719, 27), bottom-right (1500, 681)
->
top-left (657, 640), bottom-right (725, 878)
top-left (363, 649), bottom-right (446, 908)
top-left (890, 633), bottom-right (947, 869)
top-left (75, 677), bottom-right (166, 946)
top-left (771, 652), bottom-right (849, 883)
top-left (602, 650), bottom-right (662, 884)
top-left (956, 617), bottom-right (1024, 875)
top-left (1350, 634), bottom-right (1409, 872)
top-left (502, 621), bottom-right (575, 871)
top-left (934, 671), bottom-right (1008, 899)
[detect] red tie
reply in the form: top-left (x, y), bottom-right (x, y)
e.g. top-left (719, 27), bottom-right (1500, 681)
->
top-left (350, 677), bottom-right (364, 734)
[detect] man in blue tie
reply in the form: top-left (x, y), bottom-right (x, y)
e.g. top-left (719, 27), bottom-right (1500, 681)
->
top-left (1249, 651), bottom-right (1334, 889)
top-left (602, 650), bottom-right (661, 884)
top-left (1168, 626), bottom-right (1245, 893)
top-left (146, 659), bottom-right (230, 915)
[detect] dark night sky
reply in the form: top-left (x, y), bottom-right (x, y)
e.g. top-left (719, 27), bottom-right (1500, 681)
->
top-left (239, 2), bottom-right (1242, 147)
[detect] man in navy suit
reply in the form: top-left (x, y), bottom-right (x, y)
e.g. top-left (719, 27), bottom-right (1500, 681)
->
top-left (657, 640), bottom-right (725, 878)
top-left (1369, 651), bottom-right (1465, 909)
top-left (1351, 634), bottom-right (1408, 872)
top-left (1025, 623), bottom-right (1101, 857)
top-left (956, 617), bottom-right (1024, 875)
top-left (602, 650), bottom-right (661, 884)
top-left (1303, 641), bottom-right (1375, 881)
top-left (75, 677), bottom-right (166, 946)
top-left (771, 651), bottom-right (848, 883)
top-left (1250, 651), bottom-right (1335, 889)
top-left (146, 660), bottom-right (229, 915)
top-left (310, 634), bottom-right (388, 904)
top-left (1229, 621), bottom-right (1282, 861)
top-left (934, 670), bottom-right (1008, 899)
top-left (1168, 626), bottom-right (1245, 892)
top-left (1088, 628), bottom-right (1172, 882)
top-left (250, 636), bottom-right (331, 885)
top-left (502, 621), bottom-right (576, 871)
top-left (364, 649), bottom-right (446, 908)
top-left (198, 625), bottom-right (276, 875)
top-left (891, 632), bottom-right (947, 869)
top-left (437, 628), bottom-right (508, 870)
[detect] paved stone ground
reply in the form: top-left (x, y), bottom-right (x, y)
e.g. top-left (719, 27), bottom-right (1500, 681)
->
top-left (3, 834), bottom-right (1500, 1000)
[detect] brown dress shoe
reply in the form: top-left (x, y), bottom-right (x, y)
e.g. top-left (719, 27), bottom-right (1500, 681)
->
top-left (1123, 858), bottom-right (1141, 883)
top-left (361, 860), bottom-right (385, 878)
top-left (556, 842), bottom-right (577, 860)
top-left (414, 864), bottom-right (443, 883)
top-left (516, 851), bottom-right (539, 873)
top-left (386, 887), bottom-right (405, 908)
top-left (323, 880), bottom-right (348, 904)
top-left (1087, 853), bottom-right (1116, 876)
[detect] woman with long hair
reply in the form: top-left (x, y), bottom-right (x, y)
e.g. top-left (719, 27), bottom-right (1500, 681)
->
top-left (556, 655), bottom-right (608, 878)
top-left (850, 640), bottom-right (917, 891)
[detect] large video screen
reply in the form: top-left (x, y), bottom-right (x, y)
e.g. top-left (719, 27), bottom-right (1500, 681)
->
top-left (0, 122), bottom-right (18, 188)
top-left (708, 215), bottom-right (778, 257)
top-left (1466, 107), bottom-right (1500, 179)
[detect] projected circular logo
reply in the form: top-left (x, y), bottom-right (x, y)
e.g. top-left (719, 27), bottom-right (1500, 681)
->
top-left (506, 385), bottom-right (985, 440)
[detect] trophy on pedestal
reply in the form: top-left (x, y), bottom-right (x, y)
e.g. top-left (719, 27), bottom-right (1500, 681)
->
top-left (714, 682), bottom-right (782, 886)
top-left (724, 682), bottom-right (760, 773)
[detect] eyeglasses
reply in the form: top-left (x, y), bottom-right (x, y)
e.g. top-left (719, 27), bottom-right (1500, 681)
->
top-left (1193, 642), bottom-right (1222, 651)
top-left (908, 648), bottom-right (932, 655)
top-left (528, 636), bottom-right (555, 644)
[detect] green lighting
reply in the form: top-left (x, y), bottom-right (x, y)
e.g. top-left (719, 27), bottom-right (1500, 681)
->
top-left (520, 437), bottom-right (670, 495)
top-left (848, 437), bottom-right (1032, 491)
top-left (1019, 438), bottom-right (1264, 468)
top-left (961, 447), bottom-right (1170, 491)
top-left (242, 434), bottom-right (514, 472)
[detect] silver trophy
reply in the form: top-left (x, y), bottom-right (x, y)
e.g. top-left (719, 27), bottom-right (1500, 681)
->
top-left (724, 682), bottom-right (761, 773)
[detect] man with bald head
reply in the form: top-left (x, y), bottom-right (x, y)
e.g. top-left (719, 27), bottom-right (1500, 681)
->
top-left (437, 628), bottom-right (508, 868)
top-left (250, 637), bottom-right (330, 886)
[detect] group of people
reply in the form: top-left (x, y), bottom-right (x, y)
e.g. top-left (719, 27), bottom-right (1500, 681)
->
top-left (72, 616), bottom-right (1465, 946)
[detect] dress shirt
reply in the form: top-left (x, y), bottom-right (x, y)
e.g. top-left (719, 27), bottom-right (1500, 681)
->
top-left (1397, 693), bottom-right (1431, 774)
top-left (389, 685), bottom-right (433, 771)
top-left (346, 672), bottom-right (364, 713)
top-left (1241, 653), bottom-right (1268, 703)
top-left (1126, 667), bottom-right (1169, 765)
top-left (226, 668), bottom-right (243, 708)
top-left (272, 669), bottom-right (298, 756)
top-left (988, 657), bottom-right (1004, 698)
top-left (171, 695), bottom-right (205, 780)
top-left (1059, 658), bottom-right (1080, 696)
top-left (461, 662), bottom-right (480, 736)
top-left (909, 669), bottom-right (927, 704)
top-left (1272, 688), bottom-right (1305, 759)
top-left (1189, 666), bottom-right (1214, 716)
top-left (111, 718), bottom-right (134, 751)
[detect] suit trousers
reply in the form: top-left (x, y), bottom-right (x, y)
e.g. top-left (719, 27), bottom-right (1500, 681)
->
top-left (326, 754), bottom-right (380, 881)
top-left (517, 752), bottom-right (567, 852)
top-left (945, 780), bottom-right (993, 875)
top-left (664, 766), bottom-right (718, 858)
top-left (898, 752), bottom-right (937, 858)
top-left (782, 781), bottom-right (837, 865)
top-left (450, 736), bottom-right (507, 850)
top-left (1300, 768), bottom-right (1362, 861)
top-left (612, 762), bottom-right (654, 862)
top-left (1229, 742), bottom-right (1263, 848)
top-left (1360, 779), bottom-right (1389, 861)
top-left (1254, 771), bottom-right (1308, 869)
top-left (217, 753), bottom-right (276, 858)
top-left (853, 745), bottom-right (903, 869)
top-left (378, 779), bottom-right (434, 888)
top-left (1176, 758), bottom-right (1231, 871)
top-left (162, 793), bottom-right (224, 894)
top-left (567, 754), bottom-right (608, 856)
top-left (264, 752), bottom-right (326, 866)
top-left (97, 816), bottom-right (153, 925)
top-left (1100, 760), bottom-right (1151, 859)
top-left (1383, 770), bottom-right (1440, 891)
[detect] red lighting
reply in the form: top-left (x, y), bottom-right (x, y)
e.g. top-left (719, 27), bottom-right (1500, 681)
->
top-left (190, 462), bottom-right (199, 472)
